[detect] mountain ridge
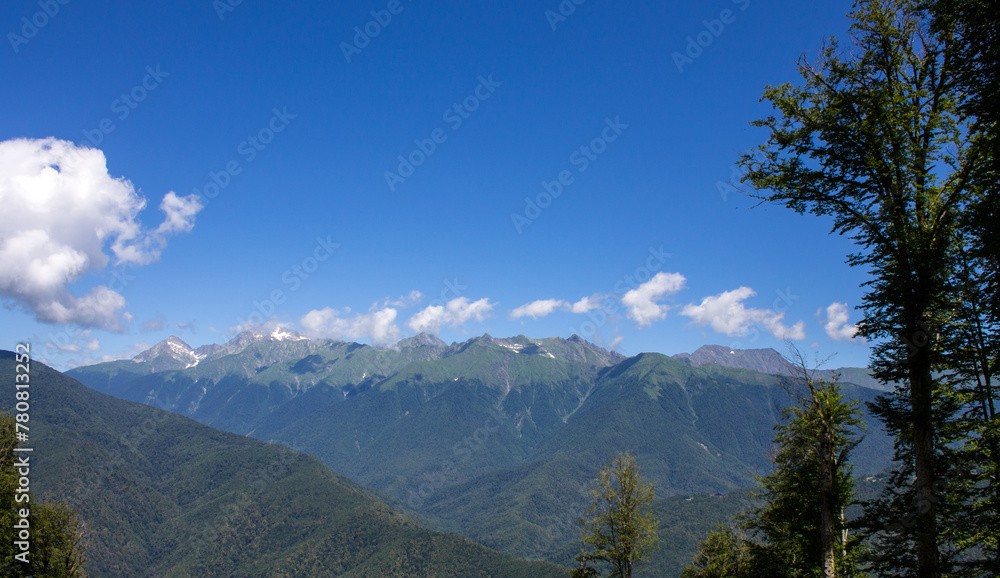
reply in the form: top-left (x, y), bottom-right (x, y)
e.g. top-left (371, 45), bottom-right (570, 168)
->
top-left (65, 334), bottom-right (894, 572)
top-left (0, 351), bottom-right (567, 577)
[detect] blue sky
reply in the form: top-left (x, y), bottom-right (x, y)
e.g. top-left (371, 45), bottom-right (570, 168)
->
top-left (1, 0), bottom-right (873, 369)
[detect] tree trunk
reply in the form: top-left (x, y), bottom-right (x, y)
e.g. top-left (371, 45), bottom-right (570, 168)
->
top-left (820, 419), bottom-right (836, 578)
top-left (909, 320), bottom-right (940, 577)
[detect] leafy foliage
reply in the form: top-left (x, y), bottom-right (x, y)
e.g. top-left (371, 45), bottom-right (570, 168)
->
top-left (738, 0), bottom-right (995, 574)
top-left (682, 366), bottom-right (867, 578)
top-left (576, 452), bottom-right (659, 578)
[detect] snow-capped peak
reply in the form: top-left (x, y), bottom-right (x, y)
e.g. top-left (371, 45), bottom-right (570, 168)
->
top-left (133, 336), bottom-right (202, 368)
top-left (270, 327), bottom-right (307, 342)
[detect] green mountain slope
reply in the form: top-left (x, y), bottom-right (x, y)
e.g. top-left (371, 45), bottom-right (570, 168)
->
top-left (381, 352), bottom-right (891, 572)
top-left (67, 335), bottom-right (892, 574)
top-left (1, 352), bottom-right (566, 577)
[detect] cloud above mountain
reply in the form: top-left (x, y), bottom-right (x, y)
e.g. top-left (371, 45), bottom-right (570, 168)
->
top-left (408, 297), bottom-right (495, 334)
top-left (820, 302), bottom-right (861, 341)
top-left (622, 272), bottom-right (687, 326)
top-left (0, 137), bottom-right (202, 330)
top-left (300, 306), bottom-right (401, 347)
top-left (510, 299), bottom-right (566, 320)
top-left (680, 286), bottom-right (806, 340)
top-left (509, 295), bottom-right (606, 320)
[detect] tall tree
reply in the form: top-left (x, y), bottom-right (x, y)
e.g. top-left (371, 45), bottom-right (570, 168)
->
top-left (682, 355), bottom-right (865, 578)
top-left (755, 356), bottom-right (865, 578)
top-left (930, 3), bottom-right (1000, 571)
top-left (575, 452), bottom-right (659, 578)
top-left (737, 1), bottom-right (985, 574)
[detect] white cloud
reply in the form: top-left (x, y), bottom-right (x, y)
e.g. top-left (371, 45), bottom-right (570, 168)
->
top-left (680, 287), bottom-right (806, 340)
top-left (820, 302), bottom-right (861, 341)
top-left (508, 295), bottom-right (606, 320)
top-left (569, 295), bottom-right (603, 314)
top-left (408, 297), bottom-right (496, 334)
top-left (300, 306), bottom-right (401, 347)
top-left (621, 272), bottom-right (687, 327)
top-left (0, 137), bottom-right (202, 329)
top-left (393, 290), bottom-right (423, 308)
top-left (510, 299), bottom-right (566, 320)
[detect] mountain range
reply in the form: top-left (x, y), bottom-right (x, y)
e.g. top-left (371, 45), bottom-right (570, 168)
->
top-left (65, 331), bottom-right (895, 573)
top-left (0, 352), bottom-right (565, 576)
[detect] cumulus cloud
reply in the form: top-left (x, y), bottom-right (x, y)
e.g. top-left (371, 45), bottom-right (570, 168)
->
top-left (0, 137), bottom-right (202, 329)
top-left (509, 295), bottom-right (607, 320)
top-left (408, 297), bottom-right (496, 334)
top-left (621, 272), bottom-right (687, 327)
top-left (820, 302), bottom-right (861, 341)
top-left (680, 287), bottom-right (806, 340)
top-left (300, 306), bottom-right (401, 347)
top-left (510, 299), bottom-right (566, 320)
top-left (569, 296), bottom-right (603, 314)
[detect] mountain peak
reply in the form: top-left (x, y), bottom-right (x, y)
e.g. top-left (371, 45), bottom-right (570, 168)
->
top-left (132, 336), bottom-right (202, 369)
top-left (673, 345), bottom-right (793, 375)
top-left (396, 333), bottom-right (448, 349)
top-left (133, 336), bottom-right (192, 360)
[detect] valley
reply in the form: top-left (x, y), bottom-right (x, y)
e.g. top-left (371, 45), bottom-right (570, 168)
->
top-left (64, 332), bottom-right (894, 574)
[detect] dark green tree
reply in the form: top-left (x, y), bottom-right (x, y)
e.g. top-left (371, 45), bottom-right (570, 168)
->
top-left (1, 412), bottom-right (87, 577)
top-left (680, 524), bottom-right (757, 578)
top-left (929, 2), bottom-right (1000, 574)
top-left (575, 452), bottom-right (659, 578)
top-left (746, 366), bottom-right (865, 577)
top-left (737, 1), bottom-right (988, 574)
top-left (682, 356), bottom-right (865, 578)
